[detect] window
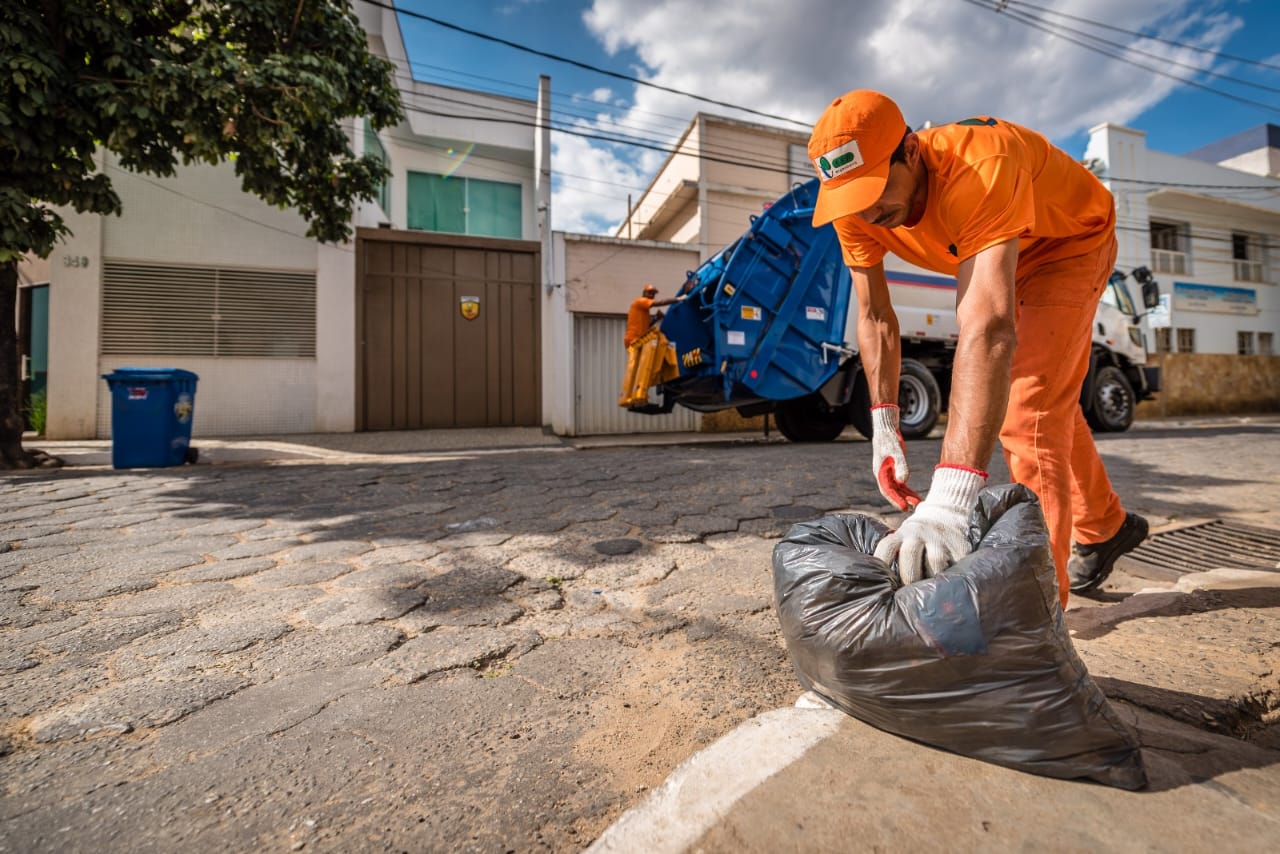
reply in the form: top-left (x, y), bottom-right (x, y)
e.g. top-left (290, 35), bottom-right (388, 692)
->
top-left (1154, 327), bottom-right (1172, 354)
top-left (102, 261), bottom-right (316, 358)
top-left (406, 172), bottom-right (522, 239)
top-left (1261, 332), bottom-right (1274, 356)
top-left (363, 125), bottom-right (391, 216)
top-left (1176, 327), bottom-right (1196, 353)
top-left (1149, 221), bottom-right (1188, 274)
top-left (1231, 231), bottom-right (1264, 282)
top-left (1238, 331), bottom-right (1255, 355)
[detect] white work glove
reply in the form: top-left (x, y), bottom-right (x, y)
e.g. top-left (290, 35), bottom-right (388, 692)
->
top-left (873, 465), bottom-right (987, 585)
top-left (870, 404), bottom-right (921, 511)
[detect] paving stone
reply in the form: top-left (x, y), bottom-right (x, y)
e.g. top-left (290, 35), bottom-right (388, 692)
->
top-left (355, 543), bottom-right (443, 566)
top-left (505, 552), bottom-right (590, 582)
top-left (592, 538), bottom-right (643, 556)
top-left (330, 564), bottom-right (433, 589)
top-left (27, 672), bottom-right (249, 742)
top-left (278, 540), bottom-right (374, 562)
top-left (128, 618), bottom-right (292, 660)
top-left (295, 589), bottom-right (426, 629)
top-left (439, 530), bottom-right (514, 548)
top-left (0, 657), bottom-right (113, 718)
top-left (584, 554), bottom-right (678, 589)
top-left (164, 557), bottom-right (276, 584)
top-left (245, 624), bottom-right (405, 680)
top-left (0, 545), bottom-right (79, 571)
top-left (68, 513), bottom-right (162, 530)
top-left (246, 562), bottom-right (352, 589)
top-left (150, 666), bottom-right (386, 760)
top-left (37, 613), bottom-right (181, 656)
top-left (378, 628), bottom-right (538, 685)
top-left (398, 597), bottom-right (524, 632)
top-left (181, 518), bottom-right (270, 537)
top-left (420, 565), bottom-right (523, 600)
top-left (97, 582), bottom-right (237, 617)
top-left (673, 514), bottom-right (741, 537)
top-left (209, 538), bottom-right (305, 560)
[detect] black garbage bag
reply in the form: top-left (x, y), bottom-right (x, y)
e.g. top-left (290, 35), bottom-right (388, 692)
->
top-left (772, 483), bottom-right (1146, 790)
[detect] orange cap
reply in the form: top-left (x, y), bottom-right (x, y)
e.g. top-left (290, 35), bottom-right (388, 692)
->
top-left (808, 90), bottom-right (907, 226)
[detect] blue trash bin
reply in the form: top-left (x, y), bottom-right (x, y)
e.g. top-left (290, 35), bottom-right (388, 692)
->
top-left (102, 368), bottom-right (199, 469)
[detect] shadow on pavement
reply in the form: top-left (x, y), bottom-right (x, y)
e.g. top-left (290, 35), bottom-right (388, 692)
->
top-left (1068, 587), bottom-right (1280, 641)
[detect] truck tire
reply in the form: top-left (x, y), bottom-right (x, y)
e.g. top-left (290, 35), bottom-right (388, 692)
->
top-left (1084, 365), bottom-right (1135, 432)
top-left (775, 393), bottom-right (848, 442)
top-left (846, 360), bottom-right (940, 441)
top-left (898, 360), bottom-right (941, 440)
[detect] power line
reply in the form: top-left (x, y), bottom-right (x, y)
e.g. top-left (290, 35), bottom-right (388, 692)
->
top-left (958, 0), bottom-right (1280, 115)
top-left (1002, 0), bottom-right (1280, 73)
top-left (363, 0), bottom-right (812, 128)
top-left (976, 0), bottom-right (1280, 96)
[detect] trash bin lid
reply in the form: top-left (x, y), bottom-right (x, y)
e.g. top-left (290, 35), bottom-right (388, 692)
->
top-left (102, 367), bottom-right (200, 382)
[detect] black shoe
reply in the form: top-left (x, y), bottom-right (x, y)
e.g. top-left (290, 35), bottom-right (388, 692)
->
top-left (1067, 512), bottom-right (1149, 594)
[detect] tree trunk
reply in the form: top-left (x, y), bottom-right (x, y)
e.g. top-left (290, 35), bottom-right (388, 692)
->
top-left (1, 260), bottom-right (62, 469)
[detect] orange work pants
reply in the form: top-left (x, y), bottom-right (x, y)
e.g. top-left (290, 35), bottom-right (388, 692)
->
top-left (999, 235), bottom-right (1126, 608)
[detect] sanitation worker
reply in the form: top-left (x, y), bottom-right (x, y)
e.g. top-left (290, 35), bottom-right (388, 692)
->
top-left (808, 89), bottom-right (1148, 606)
top-left (623, 284), bottom-right (682, 348)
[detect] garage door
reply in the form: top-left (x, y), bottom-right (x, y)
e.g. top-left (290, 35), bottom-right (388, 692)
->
top-left (359, 231), bottom-right (541, 430)
top-left (574, 314), bottom-right (701, 435)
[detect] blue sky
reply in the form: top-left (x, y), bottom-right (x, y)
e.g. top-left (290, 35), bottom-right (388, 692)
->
top-left (387, 0), bottom-right (1280, 234)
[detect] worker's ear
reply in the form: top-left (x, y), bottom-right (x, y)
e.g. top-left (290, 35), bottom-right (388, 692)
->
top-left (903, 132), bottom-right (921, 167)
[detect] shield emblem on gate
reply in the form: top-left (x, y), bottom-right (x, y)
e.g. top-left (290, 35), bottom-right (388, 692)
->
top-left (460, 296), bottom-right (480, 321)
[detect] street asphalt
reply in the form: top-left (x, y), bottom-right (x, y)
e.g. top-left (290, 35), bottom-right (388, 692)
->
top-left (2, 415), bottom-right (1279, 852)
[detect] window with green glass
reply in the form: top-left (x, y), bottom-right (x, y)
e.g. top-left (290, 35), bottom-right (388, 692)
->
top-left (363, 125), bottom-right (390, 215)
top-left (406, 172), bottom-right (522, 238)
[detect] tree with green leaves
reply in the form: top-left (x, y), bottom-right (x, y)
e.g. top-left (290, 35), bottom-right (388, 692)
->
top-left (1, 0), bottom-right (402, 468)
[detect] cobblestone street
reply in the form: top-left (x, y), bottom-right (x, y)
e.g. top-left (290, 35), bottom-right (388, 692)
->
top-left (2, 421), bottom-right (1279, 852)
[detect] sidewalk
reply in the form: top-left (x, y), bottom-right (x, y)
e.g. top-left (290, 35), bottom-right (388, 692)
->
top-left (586, 416), bottom-right (1280, 852)
top-left (25, 413), bottom-right (1280, 468)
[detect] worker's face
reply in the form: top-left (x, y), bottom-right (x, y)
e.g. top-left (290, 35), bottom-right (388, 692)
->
top-left (852, 134), bottom-right (927, 230)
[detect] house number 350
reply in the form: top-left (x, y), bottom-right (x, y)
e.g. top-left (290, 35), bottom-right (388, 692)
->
top-left (63, 255), bottom-right (90, 268)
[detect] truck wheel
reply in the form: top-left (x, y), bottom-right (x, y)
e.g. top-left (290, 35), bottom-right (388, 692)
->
top-left (775, 393), bottom-right (848, 442)
top-left (898, 360), bottom-right (941, 440)
top-left (1085, 365), bottom-right (1135, 432)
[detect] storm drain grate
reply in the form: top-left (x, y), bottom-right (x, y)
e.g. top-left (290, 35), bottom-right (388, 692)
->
top-left (1123, 520), bottom-right (1280, 578)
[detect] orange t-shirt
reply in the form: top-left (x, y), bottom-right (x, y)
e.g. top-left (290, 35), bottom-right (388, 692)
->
top-left (832, 117), bottom-right (1115, 276)
top-left (625, 296), bottom-right (655, 347)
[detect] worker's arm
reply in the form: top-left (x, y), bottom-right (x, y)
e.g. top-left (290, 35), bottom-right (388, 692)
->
top-left (851, 264), bottom-right (919, 511)
top-left (651, 295), bottom-right (685, 308)
top-left (940, 237), bottom-right (1019, 470)
top-left (850, 264), bottom-right (901, 405)
top-left (873, 238), bottom-right (1019, 583)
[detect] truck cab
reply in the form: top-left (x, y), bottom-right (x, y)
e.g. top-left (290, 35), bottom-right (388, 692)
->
top-left (1081, 267), bottom-right (1162, 432)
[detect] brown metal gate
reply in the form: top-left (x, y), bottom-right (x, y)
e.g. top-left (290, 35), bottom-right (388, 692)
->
top-left (356, 228), bottom-right (541, 430)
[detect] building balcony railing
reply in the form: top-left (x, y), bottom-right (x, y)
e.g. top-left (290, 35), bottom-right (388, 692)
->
top-left (1233, 259), bottom-right (1265, 282)
top-left (1151, 248), bottom-right (1187, 275)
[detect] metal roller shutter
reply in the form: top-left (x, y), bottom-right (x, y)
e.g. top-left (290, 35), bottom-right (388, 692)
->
top-left (574, 314), bottom-right (701, 435)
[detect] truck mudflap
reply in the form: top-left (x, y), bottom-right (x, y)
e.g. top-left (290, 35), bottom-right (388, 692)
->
top-left (1142, 365), bottom-right (1161, 396)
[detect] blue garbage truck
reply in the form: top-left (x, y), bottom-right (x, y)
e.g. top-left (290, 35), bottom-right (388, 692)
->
top-left (641, 178), bottom-right (1161, 441)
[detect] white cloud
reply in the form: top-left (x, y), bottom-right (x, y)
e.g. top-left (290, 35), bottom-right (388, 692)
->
top-left (550, 0), bottom-right (1242, 235)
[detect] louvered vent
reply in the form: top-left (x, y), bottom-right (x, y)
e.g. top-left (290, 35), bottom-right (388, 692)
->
top-left (102, 261), bottom-right (316, 358)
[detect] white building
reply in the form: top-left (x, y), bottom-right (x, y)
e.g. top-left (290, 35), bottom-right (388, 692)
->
top-left (39, 2), bottom-right (553, 440)
top-left (1086, 122), bottom-right (1280, 359)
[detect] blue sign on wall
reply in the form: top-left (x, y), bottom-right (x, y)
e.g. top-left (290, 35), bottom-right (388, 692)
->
top-left (1172, 282), bottom-right (1259, 316)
